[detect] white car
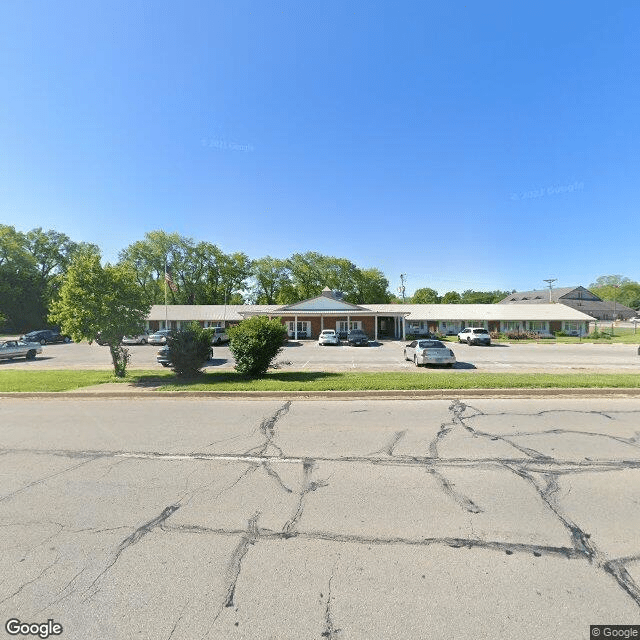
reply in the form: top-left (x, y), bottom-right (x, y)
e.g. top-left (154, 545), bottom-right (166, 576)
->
top-left (404, 339), bottom-right (456, 367)
top-left (122, 332), bottom-right (151, 345)
top-left (208, 326), bottom-right (229, 345)
top-left (0, 340), bottom-right (43, 361)
top-left (458, 327), bottom-right (491, 345)
top-left (318, 329), bottom-right (340, 345)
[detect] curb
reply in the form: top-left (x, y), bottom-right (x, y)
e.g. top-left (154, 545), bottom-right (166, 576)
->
top-left (1, 388), bottom-right (640, 400)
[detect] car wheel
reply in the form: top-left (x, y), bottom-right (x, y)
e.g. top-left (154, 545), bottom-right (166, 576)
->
top-left (140, 339), bottom-right (147, 345)
top-left (161, 362), bottom-right (169, 367)
top-left (414, 355), bottom-right (420, 367)
top-left (63, 336), bottom-right (71, 343)
top-left (26, 350), bottom-right (37, 360)
top-left (40, 339), bottom-right (46, 345)
top-left (467, 338), bottom-right (472, 345)
top-left (403, 349), bottom-right (407, 360)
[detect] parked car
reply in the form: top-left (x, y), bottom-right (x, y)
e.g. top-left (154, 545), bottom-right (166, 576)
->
top-left (404, 339), bottom-right (456, 367)
top-left (19, 329), bottom-right (70, 345)
top-left (457, 327), bottom-right (491, 345)
top-left (122, 331), bottom-right (151, 345)
top-left (0, 339), bottom-right (43, 361)
top-left (318, 329), bottom-right (340, 345)
top-left (148, 329), bottom-right (173, 345)
top-left (156, 345), bottom-right (213, 367)
top-left (207, 326), bottom-right (229, 345)
top-left (347, 329), bottom-right (369, 346)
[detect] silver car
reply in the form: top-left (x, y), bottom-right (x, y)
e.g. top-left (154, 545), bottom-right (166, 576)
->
top-left (0, 340), bottom-right (43, 361)
top-left (148, 329), bottom-right (173, 345)
top-left (318, 329), bottom-right (340, 345)
top-left (404, 339), bottom-right (456, 367)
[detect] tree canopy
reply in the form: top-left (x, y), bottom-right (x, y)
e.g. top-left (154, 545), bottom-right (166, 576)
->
top-left (49, 250), bottom-right (150, 376)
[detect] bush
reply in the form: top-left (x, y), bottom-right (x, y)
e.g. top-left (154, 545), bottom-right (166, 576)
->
top-left (167, 322), bottom-right (213, 378)
top-left (554, 331), bottom-right (568, 337)
top-left (228, 316), bottom-right (288, 377)
top-left (588, 330), bottom-right (612, 340)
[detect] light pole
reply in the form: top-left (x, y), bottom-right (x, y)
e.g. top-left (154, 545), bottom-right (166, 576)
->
top-left (543, 278), bottom-right (557, 303)
top-left (612, 284), bottom-right (619, 336)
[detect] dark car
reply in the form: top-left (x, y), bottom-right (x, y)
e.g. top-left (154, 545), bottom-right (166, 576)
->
top-left (347, 329), bottom-right (369, 346)
top-left (20, 329), bottom-right (71, 345)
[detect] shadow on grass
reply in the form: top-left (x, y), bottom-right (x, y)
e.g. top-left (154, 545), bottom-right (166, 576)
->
top-left (129, 370), bottom-right (342, 387)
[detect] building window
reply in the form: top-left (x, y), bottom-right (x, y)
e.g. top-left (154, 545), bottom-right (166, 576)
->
top-left (529, 321), bottom-right (547, 331)
top-left (503, 321), bottom-right (520, 331)
top-left (337, 321), bottom-right (362, 332)
top-left (288, 321), bottom-right (309, 335)
top-left (563, 321), bottom-right (580, 333)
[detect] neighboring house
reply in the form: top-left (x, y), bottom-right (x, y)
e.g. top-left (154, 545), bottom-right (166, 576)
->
top-left (499, 286), bottom-right (636, 321)
top-left (146, 287), bottom-right (595, 339)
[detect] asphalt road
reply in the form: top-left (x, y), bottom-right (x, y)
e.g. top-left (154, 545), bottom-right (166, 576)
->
top-left (2, 340), bottom-right (640, 373)
top-left (1, 397), bottom-right (639, 638)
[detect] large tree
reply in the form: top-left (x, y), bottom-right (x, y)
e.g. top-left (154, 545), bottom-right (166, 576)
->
top-left (119, 231), bottom-right (251, 305)
top-left (251, 256), bottom-right (293, 304)
top-left (411, 287), bottom-right (440, 304)
top-left (49, 250), bottom-right (150, 376)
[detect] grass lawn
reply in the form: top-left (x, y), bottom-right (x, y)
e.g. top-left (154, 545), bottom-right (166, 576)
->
top-left (438, 328), bottom-right (640, 345)
top-left (2, 369), bottom-right (640, 392)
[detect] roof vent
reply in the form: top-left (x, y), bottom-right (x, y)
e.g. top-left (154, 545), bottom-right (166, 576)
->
top-left (321, 287), bottom-right (333, 298)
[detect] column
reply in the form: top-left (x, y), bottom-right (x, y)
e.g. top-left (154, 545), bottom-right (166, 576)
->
top-left (294, 315), bottom-right (298, 340)
top-left (402, 315), bottom-right (406, 340)
top-left (374, 315), bottom-right (378, 341)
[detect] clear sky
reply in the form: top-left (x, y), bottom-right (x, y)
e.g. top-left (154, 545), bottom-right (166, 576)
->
top-left (1, 1), bottom-right (639, 297)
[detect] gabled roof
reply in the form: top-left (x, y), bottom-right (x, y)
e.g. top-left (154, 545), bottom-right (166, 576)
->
top-left (499, 286), bottom-right (602, 304)
top-left (275, 294), bottom-right (367, 313)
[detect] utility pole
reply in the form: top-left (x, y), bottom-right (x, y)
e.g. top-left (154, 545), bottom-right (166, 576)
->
top-left (612, 284), bottom-right (619, 336)
top-left (543, 278), bottom-right (557, 303)
top-left (398, 274), bottom-right (407, 302)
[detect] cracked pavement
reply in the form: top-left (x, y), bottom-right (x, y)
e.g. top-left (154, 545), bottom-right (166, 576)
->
top-left (1, 397), bottom-right (639, 638)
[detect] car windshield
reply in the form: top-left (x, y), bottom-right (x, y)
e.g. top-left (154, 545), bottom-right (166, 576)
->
top-left (418, 340), bottom-right (446, 349)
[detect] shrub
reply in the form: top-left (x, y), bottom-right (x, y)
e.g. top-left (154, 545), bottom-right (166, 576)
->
top-left (228, 316), bottom-right (288, 377)
top-left (588, 330), bottom-right (611, 340)
top-left (554, 331), bottom-right (568, 337)
top-left (167, 322), bottom-right (213, 378)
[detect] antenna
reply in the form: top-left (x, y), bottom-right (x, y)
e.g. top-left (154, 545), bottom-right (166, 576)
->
top-left (543, 278), bottom-right (557, 303)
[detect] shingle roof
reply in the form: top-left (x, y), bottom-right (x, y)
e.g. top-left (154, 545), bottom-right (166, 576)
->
top-left (148, 305), bottom-right (279, 322)
top-left (499, 286), bottom-right (597, 303)
top-left (148, 303), bottom-right (595, 322)
top-left (365, 303), bottom-right (594, 321)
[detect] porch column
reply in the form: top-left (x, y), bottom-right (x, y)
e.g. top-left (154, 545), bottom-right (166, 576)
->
top-left (294, 315), bottom-right (298, 340)
top-left (347, 315), bottom-right (350, 333)
top-left (402, 315), bottom-right (406, 340)
top-left (321, 316), bottom-right (324, 331)
top-left (374, 315), bottom-right (378, 341)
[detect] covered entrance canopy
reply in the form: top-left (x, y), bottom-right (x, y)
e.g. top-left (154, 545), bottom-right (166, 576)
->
top-left (239, 288), bottom-right (409, 340)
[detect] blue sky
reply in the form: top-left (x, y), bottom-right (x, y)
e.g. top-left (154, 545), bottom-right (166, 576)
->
top-left (1, 1), bottom-right (639, 297)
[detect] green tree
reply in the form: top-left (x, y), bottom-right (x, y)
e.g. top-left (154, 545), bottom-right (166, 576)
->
top-left (251, 256), bottom-right (292, 304)
top-left (441, 291), bottom-right (462, 304)
top-left (411, 287), bottom-right (440, 304)
top-left (228, 316), bottom-right (287, 377)
top-left (49, 250), bottom-right (150, 376)
top-left (459, 289), bottom-right (511, 304)
top-left (349, 268), bottom-right (391, 304)
top-left (590, 275), bottom-right (631, 288)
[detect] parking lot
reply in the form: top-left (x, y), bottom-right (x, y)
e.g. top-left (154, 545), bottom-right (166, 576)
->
top-left (1, 339), bottom-right (640, 373)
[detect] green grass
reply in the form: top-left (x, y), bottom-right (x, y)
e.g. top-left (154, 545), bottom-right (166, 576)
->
top-left (0, 369), bottom-right (170, 392)
top-left (133, 370), bottom-right (640, 391)
top-left (1, 369), bottom-right (640, 392)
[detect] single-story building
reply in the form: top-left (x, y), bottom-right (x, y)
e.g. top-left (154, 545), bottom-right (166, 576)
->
top-left (147, 287), bottom-right (595, 339)
top-left (499, 286), bottom-right (636, 321)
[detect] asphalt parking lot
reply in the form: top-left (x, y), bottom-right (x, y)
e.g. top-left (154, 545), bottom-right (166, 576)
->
top-left (1, 339), bottom-right (640, 373)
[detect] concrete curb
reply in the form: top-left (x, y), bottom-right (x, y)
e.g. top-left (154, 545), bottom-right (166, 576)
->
top-left (2, 388), bottom-right (640, 400)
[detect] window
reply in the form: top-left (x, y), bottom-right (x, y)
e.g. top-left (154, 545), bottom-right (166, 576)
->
top-left (288, 321), bottom-right (309, 335)
top-left (529, 321), bottom-right (546, 331)
top-left (337, 321), bottom-right (362, 332)
top-left (503, 321), bottom-right (520, 331)
top-left (563, 321), bottom-right (580, 333)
